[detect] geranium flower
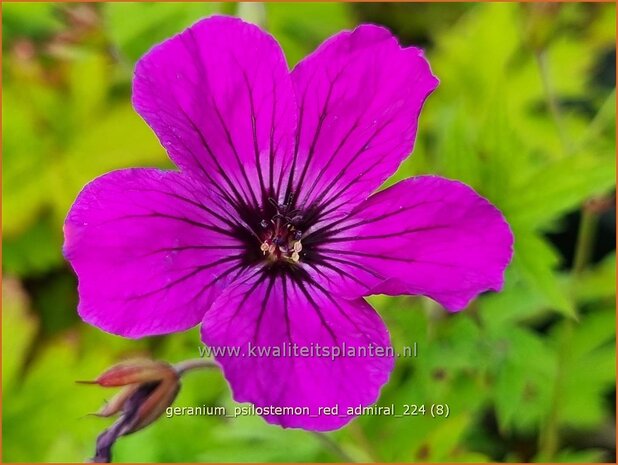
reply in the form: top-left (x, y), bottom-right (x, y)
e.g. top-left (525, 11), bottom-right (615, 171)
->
top-left (64, 16), bottom-right (513, 431)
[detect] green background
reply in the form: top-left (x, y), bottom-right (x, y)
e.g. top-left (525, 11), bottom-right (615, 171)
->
top-left (3, 2), bottom-right (616, 462)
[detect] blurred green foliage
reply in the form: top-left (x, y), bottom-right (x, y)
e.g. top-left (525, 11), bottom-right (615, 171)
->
top-left (2, 2), bottom-right (616, 463)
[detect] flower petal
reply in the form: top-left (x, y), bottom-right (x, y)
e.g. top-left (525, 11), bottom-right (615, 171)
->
top-left (133, 16), bottom-right (296, 209)
top-left (201, 273), bottom-right (394, 431)
top-left (64, 169), bottom-right (247, 337)
top-left (288, 24), bottom-right (438, 222)
top-left (307, 176), bottom-right (514, 310)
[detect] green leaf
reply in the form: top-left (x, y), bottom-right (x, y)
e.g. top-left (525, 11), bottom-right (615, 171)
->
top-left (494, 359), bottom-right (528, 431)
top-left (492, 327), bottom-right (557, 432)
top-left (511, 229), bottom-right (576, 318)
top-left (506, 152), bottom-right (616, 228)
top-left (2, 278), bottom-right (38, 391)
top-left (50, 105), bottom-right (167, 227)
top-left (2, 86), bottom-right (56, 235)
top-left (68, 53), bottom-right (109, 127)
top-left (554, 448), bottom-right (607, 463)
top-left (2, 218), bottom-right (64, 277)
top-left (414, 414), bottom-right (471, 462)
top-left (570, 253), bottom-right (616, 303)
top-left (479, 267), bottom-right (548, 332)
top-left (2, 283), bottom-right (123, 462)
top-left (104, 3), bottom-right (221, 63)
top-left (265, 3), bottom-right (353, 66)
top-left (543, 309), bottom-right (615, 432)
top-left (3, 2), bottom-right (61, 44)
top-left (434, 104), bottom-right (482, 189)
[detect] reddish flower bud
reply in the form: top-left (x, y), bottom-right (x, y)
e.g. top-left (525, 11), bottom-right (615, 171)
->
top-left (83, 359), bottom-right (181, 463)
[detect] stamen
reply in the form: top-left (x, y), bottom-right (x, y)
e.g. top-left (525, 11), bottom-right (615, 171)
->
top-left (258, 195), bottom-right (305, 265)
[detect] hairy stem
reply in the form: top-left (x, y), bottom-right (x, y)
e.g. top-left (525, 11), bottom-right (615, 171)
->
top-left (174, 358), bottom-right (218, 376)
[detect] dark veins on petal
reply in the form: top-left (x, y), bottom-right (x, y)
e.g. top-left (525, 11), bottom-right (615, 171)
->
top-left (150, 31), bottom-right (398, 294)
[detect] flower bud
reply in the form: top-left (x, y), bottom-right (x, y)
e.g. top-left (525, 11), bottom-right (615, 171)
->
top-left (82, 359), bottom-right (175, 387)
top-left (82, 359), bottom-right (181, 462)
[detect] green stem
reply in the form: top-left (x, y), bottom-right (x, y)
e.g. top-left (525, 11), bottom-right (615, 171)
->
top-left (533, 36), bottom-right (603, 458)
top-left (535, 50), bottom-right (571, 153)
top-left (174, 359), bottom-right (218, 376)
top-left (576, 89), bottom-right (616, 152)
top-left (573, 206), bottom-right (600, 276)
top-left (538, 206), bottom-right (599, 460)
top-left (349, 423), bottom-right (377, 461)
top-left (311, 432), bottom-right (356, 463)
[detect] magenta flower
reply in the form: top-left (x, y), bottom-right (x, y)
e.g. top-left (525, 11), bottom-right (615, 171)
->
top-left (64, 16), bottom-right (513, 431)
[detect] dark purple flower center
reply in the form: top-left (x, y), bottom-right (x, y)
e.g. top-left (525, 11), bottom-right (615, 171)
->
top-left (228, 191), bottom-right (319, 275)
top-left (258, 197), bottom-right (305, 264)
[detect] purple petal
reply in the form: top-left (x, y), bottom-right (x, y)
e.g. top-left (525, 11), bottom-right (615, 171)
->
top-left (201, 274), bottom-right (394, 431)
top-left (309, 176), bottom-right (514, 310)
top-left (287, 24), bottom-right (438, 220)
top-left (64, 169), bottom-right (247, 337)
top-left (133, 16), bottom-right (296, 207)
